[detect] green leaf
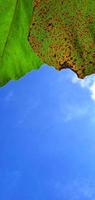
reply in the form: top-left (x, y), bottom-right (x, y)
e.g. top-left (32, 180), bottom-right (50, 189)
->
top-left (29, 0), bottom-right (95, 79)
top-left (0, 0), bottom-right (43, 86)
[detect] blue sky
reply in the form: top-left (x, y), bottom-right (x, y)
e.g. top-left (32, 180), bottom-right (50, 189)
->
top-left (0, 64), bottom-right (95, 199)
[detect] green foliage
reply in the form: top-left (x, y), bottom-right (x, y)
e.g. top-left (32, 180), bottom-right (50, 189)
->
top-left (0, 0), bottom-right (43, 86)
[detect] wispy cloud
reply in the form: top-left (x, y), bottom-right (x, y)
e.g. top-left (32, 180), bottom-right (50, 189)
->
top-left (55, 73), bottom-right (95, 123)
top-left (65, 179), bottom-right (95, 199)
top-left (5, 91), bottom-right (14, 102)
top-left (17, 99), bottom-right (40, 126)
top-left (62, 104), bottom-right (88, 122)
top-left (72, 75), bottom-right (95, 101)
top-left (52, 178), bottom-right (95, 199)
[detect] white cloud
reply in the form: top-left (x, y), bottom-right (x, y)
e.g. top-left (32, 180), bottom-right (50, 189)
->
top-left (90, 82), bottom-right (95, 101)
top-left (72, 75), bottom-right (95, 102)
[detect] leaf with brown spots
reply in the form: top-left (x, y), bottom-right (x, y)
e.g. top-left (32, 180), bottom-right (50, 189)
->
top-left (28, 0), bottom-right (95, 78)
